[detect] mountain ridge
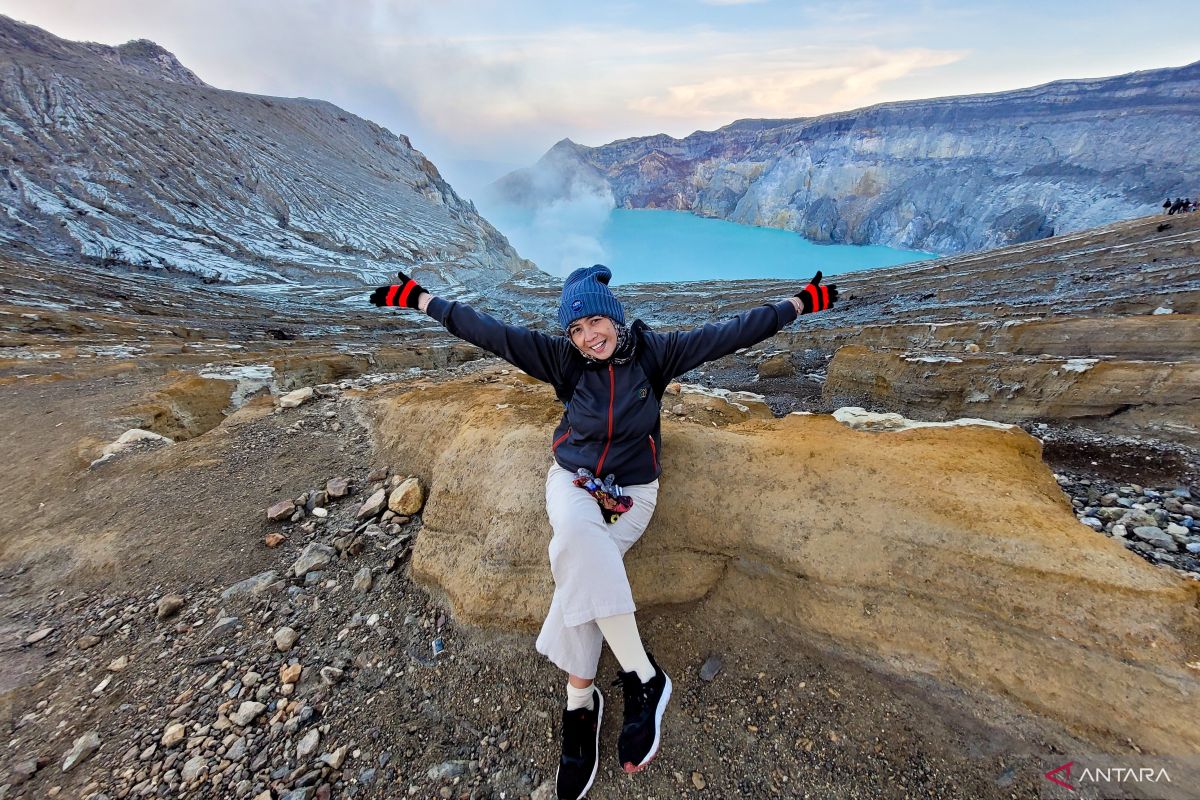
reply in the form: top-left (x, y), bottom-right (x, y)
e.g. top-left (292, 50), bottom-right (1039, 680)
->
top-left (0, 15), bottom-right (535, 291)
top-left (492, 60), bottom-right (1200, 254)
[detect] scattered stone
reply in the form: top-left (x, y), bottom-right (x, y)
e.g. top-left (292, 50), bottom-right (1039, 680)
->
top-left (274, 627), bottom-right (300, 652)
top-left (267, 500), bottom-right (296, 524)
top-left (427, 760), bottom-right (470, 780)
top-left (61, 730), bottom-right (101, 772)
top-left (26, 627), bottom-right (53, 644)
top-left (699, 655), bottom-right (724, 682)
top-left (367, 466), bottom-right (389, 483)
top-left (279, 387), bottom-right (315, 408)
top-left (107, 655), bottom-right (129, 672)
top-left (11, 758), bottom-right (39, 784)
top-left (222, 570), bottom-right (280, 600)
top-left (209, 616), bottom-right (241, 638)
top-left (387, 477), bottom-right (425, 516)
top-left (319, 666), bottom-right (344, 686)
top-left (181, 754), bottom-right (207, 782)
top-left (1132, 526), bottom-right (1179, 551)
top-left (230, 701), bottom-right (267, 727)
top-left (161, 723), bottom-right (186, 748)
top-left (1166, 523), bottom-right (1188, 536)
top-left (76, 634), bottom-right (102, 650)
top-left (311, 507), bottom-right (328, 518)
top-left (326, 477), bottom-right (350, 498)
top-left (319, 745), bottom-right (349, 769)
top-left (91, 675), bottom-right (112, 695)
top-left (280, 663), bottom-right (303, 684)
top-left (156, 595), bottom-right (186, 619)
top-left (353, 567), bottom-right (373, 594)
top-left (291, 543), bottom-right (336, 577)
top-left (757, 352), bottom-right (794, 379)
top-left (297, 729), bottom-right (320, 760)
top-left (265, 532), bottom-right (287, 548)
top-left (356, 488), bottom-right (388, 520)
top-left (692, 771), bottom-right (707, 790)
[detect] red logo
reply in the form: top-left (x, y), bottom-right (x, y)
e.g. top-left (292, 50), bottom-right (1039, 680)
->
top-left (1045, 761), bottom-right (1075, 790)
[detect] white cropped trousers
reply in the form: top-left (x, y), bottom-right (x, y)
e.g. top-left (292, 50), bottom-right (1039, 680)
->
top-left (534, 461), bottom-right (660, 680)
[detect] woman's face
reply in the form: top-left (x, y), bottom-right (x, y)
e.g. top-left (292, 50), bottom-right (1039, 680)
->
top-left (568, 315), bottom-right (617, 360)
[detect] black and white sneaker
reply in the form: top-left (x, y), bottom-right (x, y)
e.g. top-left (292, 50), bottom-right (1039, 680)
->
top-left (556, 686), bottom-right (603, 800)
top-left (611, 652), bottom-right (672, 773)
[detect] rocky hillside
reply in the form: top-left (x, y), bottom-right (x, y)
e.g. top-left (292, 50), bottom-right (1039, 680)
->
top-left (492, 62), bottom-right (1200, 254)
top-left (0, 15), bottom-right (534, 290)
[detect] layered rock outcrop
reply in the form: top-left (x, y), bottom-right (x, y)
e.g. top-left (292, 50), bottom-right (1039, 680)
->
top-left (0, 15), bottom-right (534, 289)
top-left (823, 344), bottom-right (1200, 445)
top-left (493, 62), bottom-right (1200, 254)
top-left (370, 369), bottom-right (1200, 754)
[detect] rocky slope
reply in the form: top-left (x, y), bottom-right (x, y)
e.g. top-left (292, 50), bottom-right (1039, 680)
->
top-left (492, 62), bottom-right (1200, 254)
top-left (0, 15), bottom-right (535, 291)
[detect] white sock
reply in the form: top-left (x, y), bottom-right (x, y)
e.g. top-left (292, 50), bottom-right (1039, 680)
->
top-left (566, 680), bottom-right (595, 711)
top-left (595, 612), bottom-right (655, 682)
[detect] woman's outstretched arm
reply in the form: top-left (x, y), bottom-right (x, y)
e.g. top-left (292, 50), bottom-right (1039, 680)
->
top-left (369, 271), bottom-right (573, 386)
top-left (648, 271), bottom-right (838, 380)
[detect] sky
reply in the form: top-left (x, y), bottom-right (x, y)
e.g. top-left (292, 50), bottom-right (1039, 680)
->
top-left (3, 1), bottom-right (1197, 197)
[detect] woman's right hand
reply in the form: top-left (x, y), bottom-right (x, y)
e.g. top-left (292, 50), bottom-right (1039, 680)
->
top-left (369, 270), bottom-right (428, 310)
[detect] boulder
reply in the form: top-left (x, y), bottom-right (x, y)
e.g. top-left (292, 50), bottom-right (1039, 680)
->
top-left (387, 477), bottom-right (425, 516)
top-left (278, 387), bottom-right (314, 408)
top-left (372, 373), bottom-right (1200, 754)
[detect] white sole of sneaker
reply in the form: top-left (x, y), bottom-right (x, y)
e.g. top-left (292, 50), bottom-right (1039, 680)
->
top-left (624, 671), bottom-right (671, 773)
top-left (558, 688), bottom-right (604, 799)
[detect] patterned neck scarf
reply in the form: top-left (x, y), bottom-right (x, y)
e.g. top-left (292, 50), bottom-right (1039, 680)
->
top-left (579, 319), bottom-right (637, 366)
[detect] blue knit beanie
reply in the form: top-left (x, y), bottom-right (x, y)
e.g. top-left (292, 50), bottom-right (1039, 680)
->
top-left (558, 264), bottom-right (625, 330)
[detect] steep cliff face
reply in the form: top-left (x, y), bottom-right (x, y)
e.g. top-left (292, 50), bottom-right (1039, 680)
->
top-left (493, 62), bottom-right (1200, 254)
top-left (0, 16), bottom-right (534, 289)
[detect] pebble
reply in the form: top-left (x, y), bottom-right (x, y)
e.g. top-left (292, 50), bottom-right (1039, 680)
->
top-left (699, 655), bottom-right (724, 682)
top-left (267, 499), bottom-right (297, 521)
top-left (161, 723), bottom-right (186, 747)
top-left (156, 595), bottom-right (186, 619)
top-left (297, 729), bottom-right (320, 759)
top-left (280, 663), bottom-right (303, 684)
top-left (1132, 526), bottom-right (1179, 551)
top-left (107, 654), bottom-right (129, 672)
top-left (274, 627), bottom-right (300, 652)
top-left (320, 745), bottom-right (349, 769)
top-left (319, 666), bottom-right (344, 686)
top-left (427, 759), bottom-right (470, 780)
top-left (26, 627), bottom-right (53, 644)
top-left (1080, 516), bottom-right (1103, 531)
top-left (292, 543), bottom-right (336, 577)
top-left (61, 730), bottom-right (101, 771)
top-left (180, 754), bottom-right (207, 782)
top-left (387, 476), bottom-right (425, 515)
top-left (230, 701), bottom-right (267, 727)
top-left (311, 506), bottom-right (328, 518)
top-left (279, 387), bottom-right (315, 408)
top-left (265, 532), bottom-right (288, 548)
top-left (353, 567), bottom-right (373, 593)
top-left (222, 570), bottom-right (280, 600)
top-left (326, 477), bottom-right (350, 498)
top-left (356, 488), bottom-right (389, 520)
top-left (76, 634), bottom-right (102, 650)
top-left (692, 771), bottom-right (707, 790)
top-left (1187, 542), bottom-right (1200, 554)
top-left (1166, 523), bottom-right (1188, 536)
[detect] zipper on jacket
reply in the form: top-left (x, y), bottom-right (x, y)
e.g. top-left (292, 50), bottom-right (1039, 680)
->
top-left (594, 364), bottom-right (615, 475)
top-left (552, 426), bottom-right (571, 452)
top-left (647, 434), bottom-right (658, 471)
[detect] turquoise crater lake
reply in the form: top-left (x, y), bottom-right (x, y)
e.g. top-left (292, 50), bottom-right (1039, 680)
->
top-left (483, 206), bottom-right (936, 286)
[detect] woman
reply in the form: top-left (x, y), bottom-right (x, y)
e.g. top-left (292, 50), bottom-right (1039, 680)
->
top-left (370, 264), bottom-right (838, 799)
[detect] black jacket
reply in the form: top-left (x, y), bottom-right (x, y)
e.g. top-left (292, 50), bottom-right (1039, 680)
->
top-left (425, 296), bottom-right (798, 485)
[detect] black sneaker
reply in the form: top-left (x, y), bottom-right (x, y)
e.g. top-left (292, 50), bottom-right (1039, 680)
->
top-left (556, 686), bottom-right (603, 800)
top-left (611, 652), bottom-right (672, 773)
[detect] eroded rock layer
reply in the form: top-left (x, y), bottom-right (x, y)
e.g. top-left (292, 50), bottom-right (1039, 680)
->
top-left (370, 370), bottom-right (1200, 754)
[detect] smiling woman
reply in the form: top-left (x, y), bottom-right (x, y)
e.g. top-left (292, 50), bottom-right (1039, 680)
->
top-left (369, 261), bottom-right (839, 797)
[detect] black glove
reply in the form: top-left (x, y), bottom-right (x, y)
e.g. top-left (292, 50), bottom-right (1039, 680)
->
top-left (369, 271), bottom-right (426, 309)
top-left (794, 271), bottom-right (838, 314)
